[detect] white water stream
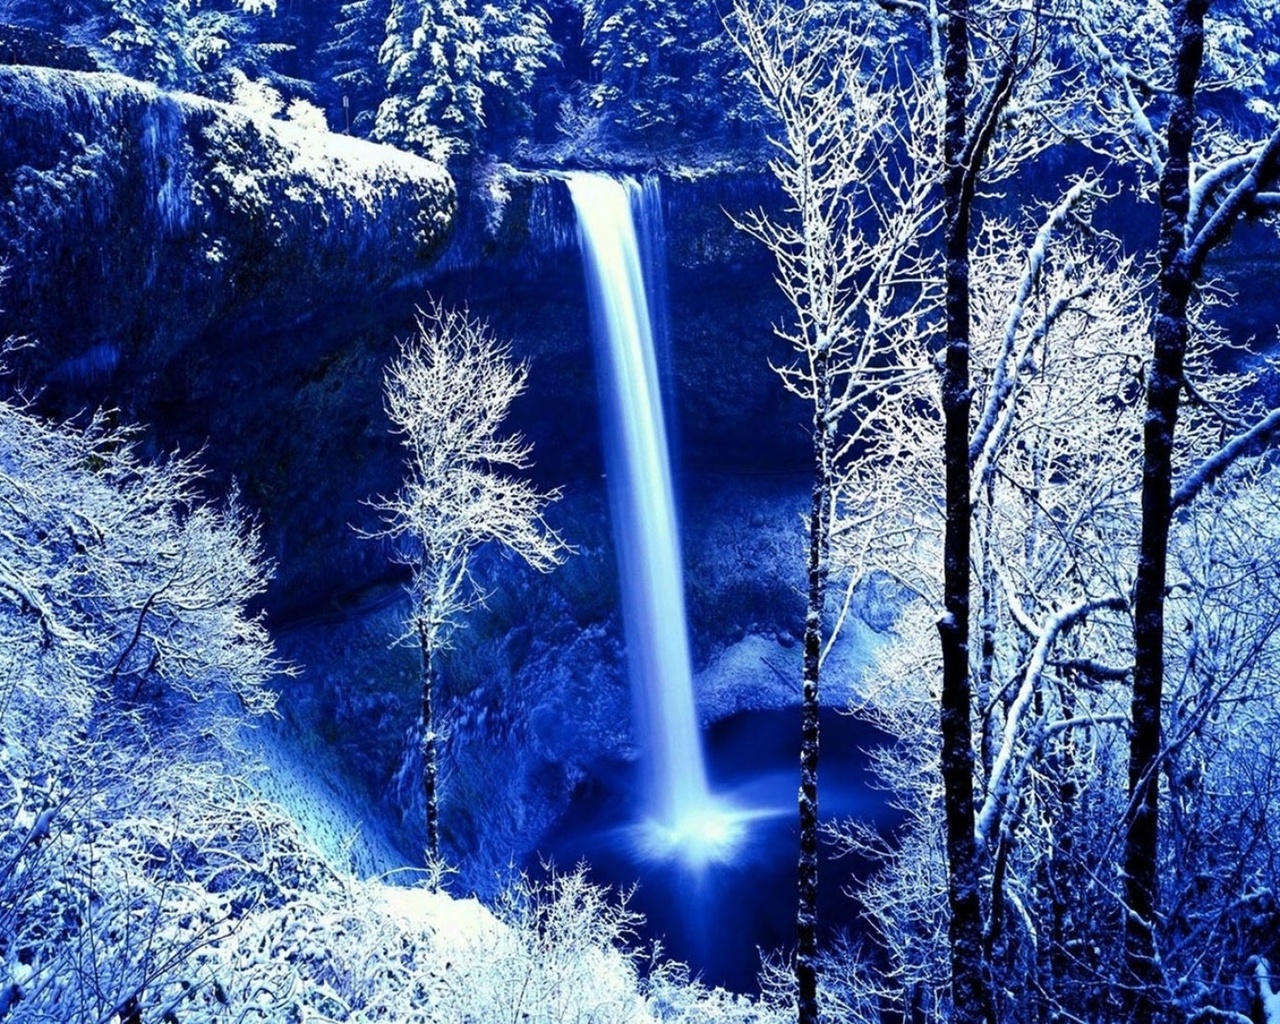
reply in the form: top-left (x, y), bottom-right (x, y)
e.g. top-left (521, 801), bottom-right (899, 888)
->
top-left (567, 172), bottom-right (742, 863)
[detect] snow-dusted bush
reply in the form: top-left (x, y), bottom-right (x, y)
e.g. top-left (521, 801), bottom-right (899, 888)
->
top-left (229, 66), bottom-right (284, 118)
top-left (195, 863), bottom-right (789, 1024)
top-left (0, 403), bottom-right (282, 725)
top-left (286, 96), bottom-right (329, 133)
top-left (0, 392), bottom-right (785, 1022)
top-left (0, 394), bottom-right (287, 1015)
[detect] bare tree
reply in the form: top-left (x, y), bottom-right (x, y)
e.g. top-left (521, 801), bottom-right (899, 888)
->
top-left (830, 208), bottom-right (1149, 1021)
top-left (368, 302), bottom-right (569, 865)
top-left (727, 4), bottom-right (938, 1020)
top-left (725, 1), bottom-right (1280, 1020)
top-left (931, 4), bottom-right (1062, 1019)
top-left (1072, 1), bottom-right (1280, 1013)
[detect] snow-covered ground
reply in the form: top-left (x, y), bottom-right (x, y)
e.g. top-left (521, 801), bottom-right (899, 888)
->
top-left (235, 716), bottom-right (411, 879)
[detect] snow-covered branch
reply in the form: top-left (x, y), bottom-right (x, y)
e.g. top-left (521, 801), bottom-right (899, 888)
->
top-left (1185, 124), bottom-right (1280, 274)
top-left (976, 593), bottom-right (1125, 846)
top-left (1172, 407), bottom-right (1280, 512)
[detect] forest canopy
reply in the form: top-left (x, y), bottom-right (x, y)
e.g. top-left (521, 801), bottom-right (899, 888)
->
top-left (0, 0), bottom-right (762, 164)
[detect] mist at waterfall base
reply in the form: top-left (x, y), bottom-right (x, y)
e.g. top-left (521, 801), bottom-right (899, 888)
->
top-left (549, 174), bottom-right (895, 991)
top-left (538, 708), bottom-right (896, 992)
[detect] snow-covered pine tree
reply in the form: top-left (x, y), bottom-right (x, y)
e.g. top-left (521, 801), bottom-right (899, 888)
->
top-left (100, 0), bottom-right (198, 86)
top-left (583, 0), bottom-right (747, 146)
top-left (323, 0), bottom-right (390, 134)
top-left (373, 0), bottom-right (484, 158)
top-left (2, 0), bottom-right (279, 91)
top-left (475, 0), bottom-right (556, 144)
top-left (372, 0), bottom-right (555, 157)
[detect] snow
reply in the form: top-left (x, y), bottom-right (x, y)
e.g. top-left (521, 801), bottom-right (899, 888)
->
top-left (1258, 958), bottom-right (1280, 1024)
top-left (374, 884), bottom-right (502, 947)
top-left (0, 65), bottom-right (455, 315)
top-left (695, 615), bottom-right (884, 722)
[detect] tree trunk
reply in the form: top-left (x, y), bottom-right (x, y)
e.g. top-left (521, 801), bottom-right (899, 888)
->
top-left (797, 360), bottom-right (831, 1024)
top-left (1122, 3), bottom-right (1208, 1018)
top-left (418, 618), bottom-right (440, 864)
top-left (939, 0), bottom-right (990, 1020)
top-left (1047, 676), bottom-right (1080, 1022)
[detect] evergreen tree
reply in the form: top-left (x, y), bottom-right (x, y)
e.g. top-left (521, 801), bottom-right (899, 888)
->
top-left (476, 0), bottom-right (556, 144)
top-left (373, 0), bottom-right (484, 158)
top-left (1, 0), bottom-right (278, 92)
top-left (323, 0), bottom-right (390, 134)
top-left (98, 0), bottom-right (198, 86)
top-left (372, 0), bottom-right (554, 158)
top-left (582, 0), bottom-right (751, 148)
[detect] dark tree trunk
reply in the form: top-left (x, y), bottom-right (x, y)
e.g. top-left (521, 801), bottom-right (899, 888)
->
top-left (1121, 4), bottom-right (1280, 1019)
top-left (1046, 676), bottom-right (1080, 1022)
top-left (797, 359), bottom-right (831, 1024)
top-left (1122, 2), bottom-right (1208, 1018)
top-left (939, 1), bottom-right (990, 1021)
top-left (418, 618), bottom-right (440, 864)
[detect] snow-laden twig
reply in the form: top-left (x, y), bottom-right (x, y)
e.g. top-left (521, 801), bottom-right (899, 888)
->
top-left (969, 176), bottom-right (1099, 468)
top-left (1185, 124), bottom-right (1280, 273)
top-left (975, 585), bottom-right (1125, 847)
top-left (1172, 407), bottom-right (1280, 512)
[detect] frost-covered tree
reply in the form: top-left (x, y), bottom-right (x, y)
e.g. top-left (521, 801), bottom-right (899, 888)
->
top-left (0, 391), bottom-right (292, 1012)
top-left (372, 0), bottom-right (555, 158)
top-left (0, 353), bottom-right (771, 1018)
top-left (791, 1), bottom-right (1280, 1019)
top-left (728, 4), bottom-right (938, 1020)
top-left (580, 0), bottom-right (750, 148)
top-left (476, 0), bottom-right (558, 143)
top-left (367, 303), bottom-right (569, 863)
top-left (374, 0), bottom-right (481, 157)
top-left (0, 0), bottom-right (280, 91)
top-left (0, 405), bottom-right (281, 724)
top-left (1074, 4), bottom-right (1280, 1013)
top-left (100, 0), bottom-right (200, 84)
top-left (832, 216), bottom-right (1148, 1021)
top-left (735, 0), bottom-right (1065, 1016)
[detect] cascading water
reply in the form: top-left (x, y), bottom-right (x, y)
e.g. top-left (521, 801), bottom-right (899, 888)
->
top-left (567, 172), bottom-right (743, 865)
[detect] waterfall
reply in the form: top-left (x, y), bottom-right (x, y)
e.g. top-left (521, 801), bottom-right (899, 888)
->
top-left (567, 172), bottom-right (741, 863)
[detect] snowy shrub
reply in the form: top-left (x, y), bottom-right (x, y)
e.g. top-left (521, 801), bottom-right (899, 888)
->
top-left (0, 396), bottom-right (285, 1017)
top-left (286, 96), bottom-right (329, 133)
top-left (646, 959), bottom-right (790, 1024)
top-left (230, 67), bottom-right (284, 118)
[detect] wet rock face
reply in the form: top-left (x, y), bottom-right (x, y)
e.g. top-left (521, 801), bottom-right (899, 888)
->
top-left (0, 65), bottom-right (457, 613)
top-left (0, 65), bottom-right (453, 411)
